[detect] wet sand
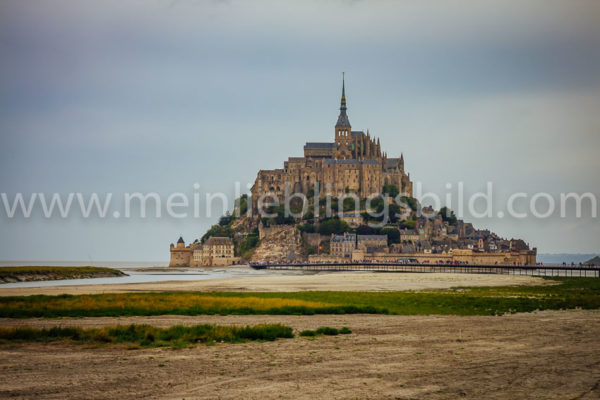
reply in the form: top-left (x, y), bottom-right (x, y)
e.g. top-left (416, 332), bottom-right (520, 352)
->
top-left (0, 271), bottom-right (552, 296)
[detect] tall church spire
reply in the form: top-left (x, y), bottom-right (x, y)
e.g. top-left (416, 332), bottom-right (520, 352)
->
top-left (335, 72), bottom-right (351, 128)
top-left (340, 72), bottom-right (347, 112)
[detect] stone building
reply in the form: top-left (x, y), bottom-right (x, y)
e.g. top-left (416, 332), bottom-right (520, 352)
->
top-left (356, 234), bottom-right (388, 252)
top-left (330, 232), bottom-right (388, 259)
top-left (169, 236), bottom-right (239, 267)
top-left (169, 236), bottom-right (194, 267)
top-left (192, 236), bottom-right (238, 267)
top-left (399, 228), bottom-right (419, 243)
top-left (330, 232), bottom-right (356, 258)
top-left (251, 77), bottom-right (412, 213)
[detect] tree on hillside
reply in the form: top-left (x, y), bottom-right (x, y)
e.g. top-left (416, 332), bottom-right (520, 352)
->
top-left (439, 206), bottom-right (457, 225)
top-left (262, 204), bottom-right (295, 226)
top-left (399, 219), bottom-right (416, 229)
top-left (297, 223), bottom-right (316, 233)
top-left (234, 195), bottom-right (249, 216)
top-left (202, 224), bottom-right (233, 242)
top-left (219, 212), bottom-right (234, 227)
top-left (382, 184), bottom-right (400, 198)
top-left (239, 227), bottom-right (260, 256)
top-left (342, 197), bottom-right (359, 212)
top-left (317, 218), bottom-right (351, 235)
top-left (398, 196), bottom-right (418, 212)
top-left (356, 224), bottom-right (380, 235)
top-left (381, 227), bottom-right (400, 244)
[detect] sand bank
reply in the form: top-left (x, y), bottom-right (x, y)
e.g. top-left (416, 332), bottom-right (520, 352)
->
top-left (0, 271), bottom-right (551, 296)
top-left (0, 310), bottom-right (598, 399)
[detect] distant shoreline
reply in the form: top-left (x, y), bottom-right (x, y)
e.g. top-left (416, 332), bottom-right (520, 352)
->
top-left (0, 266), bottom-right (127, 284)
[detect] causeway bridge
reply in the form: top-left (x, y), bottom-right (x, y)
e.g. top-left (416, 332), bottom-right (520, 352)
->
top-left (249, 262), bottom-right (600, 278)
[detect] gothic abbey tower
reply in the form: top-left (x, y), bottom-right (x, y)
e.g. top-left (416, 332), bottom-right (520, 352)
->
top-left (251, 76), bottom-right (413, 212)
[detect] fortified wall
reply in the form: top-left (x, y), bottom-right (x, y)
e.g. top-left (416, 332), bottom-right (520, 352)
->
top-left (308, 248), bottom-right (537, 265)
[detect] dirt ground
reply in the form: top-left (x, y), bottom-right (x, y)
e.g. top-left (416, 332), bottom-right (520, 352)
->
top-left (0, 272), bottom-right (551, 296)
top-left (1, 310), bottom-right (599, 399)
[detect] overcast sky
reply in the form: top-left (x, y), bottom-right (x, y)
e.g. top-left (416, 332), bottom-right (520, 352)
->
top-left (0, 0), bottom-right (599, 261)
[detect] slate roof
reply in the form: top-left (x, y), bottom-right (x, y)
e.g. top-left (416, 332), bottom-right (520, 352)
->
top-left (418, 240), bottom-right (433, 250)
top-left (304, 142), bottom-right (335, 149)
top-left (331, 233), bottom-right (356, 243)
top-left (385, 158), bottom-right (402, 168)
top-left (336, 112), bottom-right (351, 127)
top-left (205, 236), bottom-right (233, 246)
top-left (358, 234), bottom-right (387, 241)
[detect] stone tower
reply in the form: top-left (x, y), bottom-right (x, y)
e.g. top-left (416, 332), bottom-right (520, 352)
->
top-left (169, 236), bottom-right (192, 267)
top-left (335, 72), bottom-right (351, 138)
top-left (334, 73), bottom-right (354, 160)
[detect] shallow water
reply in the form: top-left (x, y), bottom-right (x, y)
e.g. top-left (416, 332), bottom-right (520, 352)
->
top-left (0, 261), bottom-right (275, 288)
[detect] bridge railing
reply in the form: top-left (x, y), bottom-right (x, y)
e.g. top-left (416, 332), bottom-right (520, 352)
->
top-left (248, 262), bottom-right (600, 278)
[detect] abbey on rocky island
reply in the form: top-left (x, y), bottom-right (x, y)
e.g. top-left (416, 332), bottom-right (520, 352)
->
top-left (169, 76), bottom-right (536, 267)
top-left (251, 75), bottom-right (412, 212)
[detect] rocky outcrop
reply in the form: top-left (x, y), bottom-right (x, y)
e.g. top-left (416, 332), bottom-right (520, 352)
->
top-left (230, 215), bottom-right (252, 232)
top-left (250, 225), bottom-right (306, 262)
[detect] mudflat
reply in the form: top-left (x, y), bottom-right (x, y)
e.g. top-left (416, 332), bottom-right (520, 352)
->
top-left (0, 310), bottom-right (598, 399)
top-left (0, 272), bottom-right (551, 296)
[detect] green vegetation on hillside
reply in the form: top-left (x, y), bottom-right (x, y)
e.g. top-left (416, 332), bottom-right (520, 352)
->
top-left (198, 190), bottom-right (422, 255)
top-left (1, 278), bottom-right (598, 318)
top-left (382, 184), bottom-right (400, 198)
top-left (0, 323), bottom-right (293, 348)
top-left (200, 195), bottom-right (259, 258)
top-left (239, 227), bottom-right (260, 258)
top-left (381, 227), bottom-right (400, 244)
top-left (297, 217), bottom-right (351, 235)
top-left (438, 206), bottom-right (458, 226)
top-left (201, 223), bottom-right (234, 242)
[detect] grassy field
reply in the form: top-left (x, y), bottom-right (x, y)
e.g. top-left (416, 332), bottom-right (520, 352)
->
top-left (0, 278), bottom-right (598, 318)
top-left (0, 323), bottom-right (293, 347)
top-left (0, 266), bottom-right (126, 283)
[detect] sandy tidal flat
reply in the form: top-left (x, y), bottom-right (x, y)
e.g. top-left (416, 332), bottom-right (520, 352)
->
top-left (0, 310), bottom-right (599, 399)
top-left (0, 271), bottom-right (552, 296)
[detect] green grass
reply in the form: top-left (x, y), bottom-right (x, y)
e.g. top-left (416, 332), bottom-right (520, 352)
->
top-left (0, 278), bottom-right (598, 318)
top-left (0, 266), bottom-right (126, 282)
top-left (316, 327), bottom-right (340, 335)
top-left (300, 327), bottom-right (352, 336)
top-left (0, 323), bottom-right (293, 347)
